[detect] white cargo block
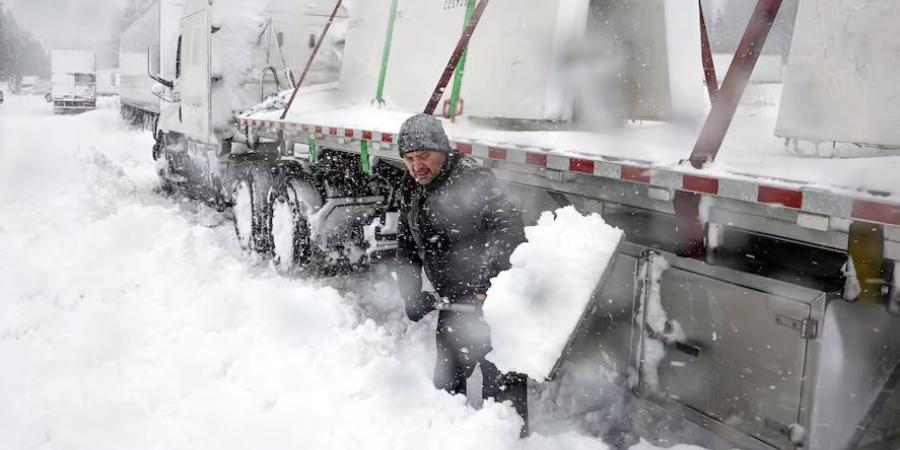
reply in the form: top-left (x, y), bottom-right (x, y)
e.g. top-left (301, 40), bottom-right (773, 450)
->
top-left (462, 0), bottom-right (590, 121)
top-left (339, 0), bottom-right (591, 120)
top-left (713, 53), bottom-right (783, 84)
top-left (338, 0), bottom-right (400, 106)
top-left (777, 1), bottom-right (900, 147)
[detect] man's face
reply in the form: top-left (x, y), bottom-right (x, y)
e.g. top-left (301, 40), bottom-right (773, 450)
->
top-left (403, 150), bottom-right (446, 185)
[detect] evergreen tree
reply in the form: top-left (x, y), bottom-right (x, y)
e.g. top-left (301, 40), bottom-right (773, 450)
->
top-left (0, 7), bottom-right (50, 83)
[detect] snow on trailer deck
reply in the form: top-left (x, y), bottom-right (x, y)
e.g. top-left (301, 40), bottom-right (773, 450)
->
top-left (241, 85), bottom-right (900, 230)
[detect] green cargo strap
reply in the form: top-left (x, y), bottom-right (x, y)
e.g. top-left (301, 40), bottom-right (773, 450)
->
top-left (447, 0), bottom-right (476, 118)
top-left (359, 140), bottom-right (371, 173)
top-left (374, 0), bottom-right (400, 104)
top-left (308, 136), bottom-right (318, 163)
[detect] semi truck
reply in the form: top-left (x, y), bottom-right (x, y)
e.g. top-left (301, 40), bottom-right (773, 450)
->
top-left (119, 0), bottom-right (183, 129)
top-left (150, 0), bottom-right (900, 449)
top-left (120, 0), bottom-right (346, 131)
top-left (50, 50), bottom-right (97, 114)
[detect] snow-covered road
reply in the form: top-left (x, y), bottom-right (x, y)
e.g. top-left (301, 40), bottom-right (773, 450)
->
top-left (0, 96), bottom-right (705, 450)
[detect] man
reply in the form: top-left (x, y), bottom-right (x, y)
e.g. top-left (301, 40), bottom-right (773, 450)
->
top-left (394, 113), bottom-right (529, 436)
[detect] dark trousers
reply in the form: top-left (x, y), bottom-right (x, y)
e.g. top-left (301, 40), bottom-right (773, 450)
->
top-left (434, 310), bottom-right (529, 436)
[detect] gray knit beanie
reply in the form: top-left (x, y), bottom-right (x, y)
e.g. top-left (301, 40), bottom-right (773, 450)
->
top-left (398, 114), bottom-right (454, 156)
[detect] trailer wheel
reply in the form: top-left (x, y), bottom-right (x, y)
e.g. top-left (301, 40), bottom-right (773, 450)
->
top-left (268, 176), bottom-right (322, 273)
top-left (152, 130), bottom-right (164, 161)
top-left (232, 177), bottom-right (258, 253)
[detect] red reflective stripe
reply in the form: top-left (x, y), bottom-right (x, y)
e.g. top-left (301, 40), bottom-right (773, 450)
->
top-left (852, 200), bottom-right (900, 226)
top-left (314, 126), bottom-right (323, 134)
top-left (569, 158), bottom-right (595, 174)
top-left (457, 143), bottom-right (472, 155)
top-left (251, 120), bottom-right (257, 126)
top-left (526, 153), bottom-right (547, 167)
top-left (279, 122), bottom-right (285, 129)
top-left (682, 175), bottom-right (719, 194)
top-left (302, 124), bottom-right (310, 131)
top-left (362, 130), bottom-right (373, 140)
top-left (345, 129), bottom-right (354, 138)
top-left (329, 127), bottom-right (338, 136)
top-left (381, 133), bottom-right (394, 143)
top-left (758, 186), bottom-right (802, 209)
top-left (621, 166), bottom-right (650, 183)
top-left (488, 147), bottom-right (507, 160)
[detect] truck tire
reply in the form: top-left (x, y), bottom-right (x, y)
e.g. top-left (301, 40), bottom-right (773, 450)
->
top-left (268, 176), bottom-right (323, 273)
top-left (152, 130), bottom-right (164, 161)
top-left (232, 175), bottom-right (262, 254)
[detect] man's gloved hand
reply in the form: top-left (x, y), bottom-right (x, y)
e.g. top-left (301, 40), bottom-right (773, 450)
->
top-left (405, 291), bottom-right (439, 322)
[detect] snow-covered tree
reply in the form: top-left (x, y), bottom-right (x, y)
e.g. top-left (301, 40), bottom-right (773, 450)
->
top-left (0, 7), bottom-right (50, 82)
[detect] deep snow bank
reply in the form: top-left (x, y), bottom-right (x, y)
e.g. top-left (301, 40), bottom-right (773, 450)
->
top-left (484, 206), bottom-right (623, 381)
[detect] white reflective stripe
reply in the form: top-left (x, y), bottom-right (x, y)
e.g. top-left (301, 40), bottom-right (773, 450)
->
top-left (802, 189), bottom-right (853, 217)
top-left (594, 161), bottom-right (619, 178)
top-left (471, 143), bottom-right (490, 159)
top-left (648, 187), bottom-right (674, 202)
top-left (719, 179), bottom-right (758, 203)
top-left (650, 170), bottom-right (683, 190)
top-left (797, 213), bottom-right (830, 231)
top-left (547, 155), bottom-right (569, 171)
top-left (505, 146), bottom-right (527, 164)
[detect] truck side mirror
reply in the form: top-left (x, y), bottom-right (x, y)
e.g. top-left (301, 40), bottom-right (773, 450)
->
top-left (147, 44), bottom-right (174, 89)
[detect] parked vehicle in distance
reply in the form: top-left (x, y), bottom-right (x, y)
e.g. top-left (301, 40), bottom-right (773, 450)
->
top-left (97, 68), bottom-right (121, 96)
top-left (51, 50), bottom-right (97, 114)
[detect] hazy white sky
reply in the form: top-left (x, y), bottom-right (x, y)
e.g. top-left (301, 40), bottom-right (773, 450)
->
top-left (3, 0), bottom-right (128, 49)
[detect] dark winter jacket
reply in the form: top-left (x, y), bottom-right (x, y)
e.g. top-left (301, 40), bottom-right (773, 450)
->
top-left (396, 154), bottom-right (525, 321)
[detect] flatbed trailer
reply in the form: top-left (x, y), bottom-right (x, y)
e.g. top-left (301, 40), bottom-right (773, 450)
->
top-left (155, 0), bottom-right (900, 448)
top-left (228, 89), bottom-right (900, 450)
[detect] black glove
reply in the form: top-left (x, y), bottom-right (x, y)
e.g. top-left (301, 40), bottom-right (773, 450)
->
top-left (405, 291), bottom-right (438, 322)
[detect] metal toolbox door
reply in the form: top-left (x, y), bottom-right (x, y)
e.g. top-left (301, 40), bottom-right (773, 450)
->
top-left (637, 255), bottom-right (814, 449)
